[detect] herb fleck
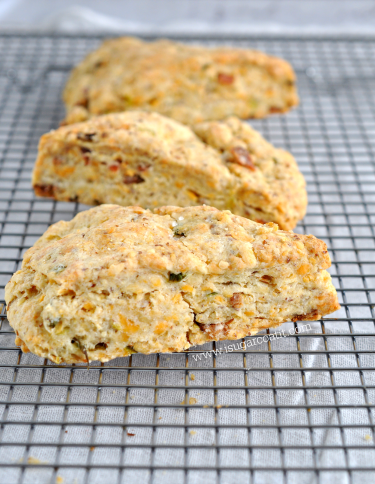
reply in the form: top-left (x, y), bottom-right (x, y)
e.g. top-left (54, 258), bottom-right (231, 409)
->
top-left (207, 292), bottom-right (219, 297)
top-left (47, 317), bottom-right (61, 328)
top-left (169, 272), bottom-right (186, 282)
top-left (77, 132), bottom-right (96, 142)
top-left (53, 264), bottom-right (66, 273)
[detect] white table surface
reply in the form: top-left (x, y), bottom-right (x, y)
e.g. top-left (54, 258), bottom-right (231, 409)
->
top-left (0, 0), bottom-right (373, 35)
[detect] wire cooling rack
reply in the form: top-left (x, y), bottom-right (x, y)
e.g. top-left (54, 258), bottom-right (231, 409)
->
top-left (0, 33), bottom-right (375, 484)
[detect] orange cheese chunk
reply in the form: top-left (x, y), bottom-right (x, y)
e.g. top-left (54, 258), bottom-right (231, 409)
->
top-left (119, 314), bottom-right (140, 334)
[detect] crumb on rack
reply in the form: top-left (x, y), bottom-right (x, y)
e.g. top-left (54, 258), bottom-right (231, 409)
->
top-left (27, 456), bottom-right (47, 465)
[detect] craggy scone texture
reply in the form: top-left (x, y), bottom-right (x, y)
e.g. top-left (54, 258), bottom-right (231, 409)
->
top-left (63, 36), bottom-right (298, 125)
top-left (33, 111), bottom-right (307, 230)
top-left (5, 204), bottom-right (340, 364)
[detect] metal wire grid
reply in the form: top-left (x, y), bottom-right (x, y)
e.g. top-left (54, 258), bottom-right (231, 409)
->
top-left (0, 34), bottom-right (374, 484)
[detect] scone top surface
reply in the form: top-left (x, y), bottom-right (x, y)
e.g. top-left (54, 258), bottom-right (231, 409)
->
top-left (35, 110), bottom-right (230, 190)
top-left (24, 204), bottom-right (329, 282)
top-left (33, 111), bottom-right (307, 230)
top-left (63, 36), bottom-right (299, 125)
top-left (5, 205), bottom-right (339, 364)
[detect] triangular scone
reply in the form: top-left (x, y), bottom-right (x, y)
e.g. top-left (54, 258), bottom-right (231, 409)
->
top-left (32, 111), bottom-right (306, 230)
top-left (62, 36), bottom-right (298, 126)
top-left (5, 205), bottom-right (340, 364)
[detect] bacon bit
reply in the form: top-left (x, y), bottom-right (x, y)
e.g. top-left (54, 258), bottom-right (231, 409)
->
top-left (127, 432), bottom-right (135, 437)
top-left (75, 96), bottom-right (88, 108)
top-left (34, 184), bottom-right (55, 197)
top-left (229, 147), bottom-right (256, 171)
top-left (255, 218), bottom-right (267, 224)
top-left (270, 106), bottom-right (282, 113)
top-left (109, 164), bottom-right (119, 172)
top-left (80, 147), bottom-right (91, 154)
top-left (123, 174), bottom-right (144, 184)
top-left (260, 275), bottom-right (274, 284)
top-left (230, 293), bottom-right (243, 309)
top-left (218, 72), bottom-right (234, 85)
top-left (200, 319), bottom-right (234, 339)
top-left (53, 157), bottom-right (63, 166)
top-left (292, 309), bottom-right (319, 322)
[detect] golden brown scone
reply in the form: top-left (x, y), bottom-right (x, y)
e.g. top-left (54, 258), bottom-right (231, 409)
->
top-left (62, 36), bottom-right (298, 125)
top-left (5, 204), bottom-right (339, 364)
top-left (192, 116), bottom-right (307, 227)
top-left (32, 111), bottom-right (306, 230)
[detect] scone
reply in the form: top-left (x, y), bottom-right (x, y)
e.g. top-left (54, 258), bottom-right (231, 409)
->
top-left (5, 204), bottom-right (340, 364)
top-left (62, 36), bottom-right (298, 126)
top-left (32, 111), bottom-right (307, 230)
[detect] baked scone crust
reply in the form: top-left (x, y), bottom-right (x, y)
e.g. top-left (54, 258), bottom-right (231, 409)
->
top-left (5, 205), bottom-right (340, 364)
top-left (32, 111), bottom-right (307, 230)
top-left (62, 36), bottom-right (298, 125)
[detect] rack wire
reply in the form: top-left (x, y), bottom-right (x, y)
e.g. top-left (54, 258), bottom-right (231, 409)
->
top-left (0, 33), bottom-right (374, 484)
